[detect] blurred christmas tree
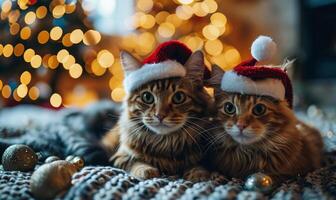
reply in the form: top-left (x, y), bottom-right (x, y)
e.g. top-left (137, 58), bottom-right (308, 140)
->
top-left (0, 0), bottom-right (241, 108)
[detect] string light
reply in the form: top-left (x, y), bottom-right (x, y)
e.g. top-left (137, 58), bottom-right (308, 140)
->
top-left (69, 64), bottom-right (83, 79)
top-left (50, 26), bottom-right (63, 40)
top-left (29, 86), bottom-right (40, 100)
top-left (24, 11), bottom-right (36, 24)
top-left (20, 71), bottom-right (32, 85)
top-left (38, 31), bottom-right (50, 44)
top-left (36, 6), bottom-right (47, 19)
top-left (83, 30), bottom-right (101, 46)
top-left (14, 43), bottom-right (25, 56)
top-left (70, 29), bottom-right (84, 44)
top-left (111, 87), bottom-right (126, 102)
top-left (50, 93), bottom-right (62, 107)
top-left (17, 84), bottom-right (28, 98)
top-left (20, 26), bottom-right (32, 40)
top-left (3, 44), bottom-right (13, 57)
top-left (23, 48), bottom-right (35, 62)
top-left (30, 55), bottom-right (42, 68)
top-left (97, 50), bottom-right (114, 68)
top-left (1, 85), bottom-right (11, 98)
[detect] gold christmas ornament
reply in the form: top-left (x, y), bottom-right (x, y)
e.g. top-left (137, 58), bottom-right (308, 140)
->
top-left (244, 172), bottom-right (273, 193)
top-left (30, 160), bottom-right (78, 200)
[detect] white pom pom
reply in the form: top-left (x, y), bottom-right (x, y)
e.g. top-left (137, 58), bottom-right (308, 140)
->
top-left (251, 35), bottom-right (277, 62)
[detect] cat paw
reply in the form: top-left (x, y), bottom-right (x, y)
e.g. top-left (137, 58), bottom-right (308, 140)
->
top-left (131, 164), bottom-right (160, 180)
top-left (183, 167), bottom-right (210, 182)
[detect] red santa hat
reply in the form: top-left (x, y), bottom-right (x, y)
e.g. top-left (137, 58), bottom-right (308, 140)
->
top-left (123, 40), bottom-right (210, 92)
top-left (220, 35), bottom-right (293, 107)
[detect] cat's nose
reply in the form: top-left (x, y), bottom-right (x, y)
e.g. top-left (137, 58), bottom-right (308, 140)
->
top-left (155, 114), bottom-right (166, 122)
top-left (237, 123), bottom-right (247, 132)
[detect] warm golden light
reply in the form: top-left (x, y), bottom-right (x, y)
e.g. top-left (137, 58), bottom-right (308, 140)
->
top-left (62, 55), bottom-right (76, 70)
top-left (31, 55), bottom-right (42, 68)
top-left (202, 24), bottom-right (219, 40)
top-left (57, 49), bottom-right (69, 63)
top-left (13, 89), bottom-right (22, 102)
top-left (24, 11), bottom-right (36, 25)
top-left (62, 33), bottom-right (73, 47)
top-left (211, 12), bottom-right (227, 27)
top-left (193, 2), bottom-right (209, 17)
top-left (91, 59), bottom-right (107, 76)
top-left (69, 64), bottom-right (83, 79)
top-left (1, 0), bottom-right (12, 13)
top-left (50, 26), bottom-right (63, 41)
top-left (177, 0), bottom-right (193, 5)
top-left (52, 5), bottom-right (65, 18)
top-left (3, 44), bottom-right (13, 57)
top-left (176, 5), bottom-right (193, 20)
top-left (140, 14), bottom-right (156, 29)
top-left (38, 30), bottom-right (50, 44)
top-left (9, 23), bottom-right (20, 35)
top-left (205, 39), bottom-right (223, 56)
top-left (111, 88), bottom-right (126, 102)
top-left (17, 84), bottom-right (28, 98)
top-left (137, 0), bottom-right (153, 12)
top-left (224, 48), bottom-right (241, 67)
top-left (36, 6), bottom-right (47, 19)
top-left (48, 55), bottom-right (59, 69)
top-left (29, 86), bottom-right (40, 100)
top-left (70, 29), bottom-right (84, 44)
top-left (23, 48), bottom-right (35, 62)
top-left (109, 76), bottom-right (123, 90)
top-left (155, 11), bottom-right (169, 24)
top-left (20, 26), bottom-right (31, 40)
top-left (50, 93), bottom-right (62, 107)
top-left (20, 71), bottom-right (31, 85)
top-left (186, 36), bottom-right (203, 51)
top-left (65, 4), bottom-right (76, 14)
top-left (83, 30), bottom-right (101, 46)
top-left (204, 0), bottom-right (218, 13)
top-left (14, 43), bottom-right (25, 56)
top-left (0, 80), bottom-right (3, 90)
top-left (2, 85), bottom-right (11, 99)
top-left (97, 50), bottom-right (114, 68)
top-left (158, 22), bottom-right (175, 38)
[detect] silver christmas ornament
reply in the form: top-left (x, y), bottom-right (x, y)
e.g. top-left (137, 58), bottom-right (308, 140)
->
top-left (244, 172), bottom-right (273, 193)
top-left (2, 144), bottom-right (38, 172)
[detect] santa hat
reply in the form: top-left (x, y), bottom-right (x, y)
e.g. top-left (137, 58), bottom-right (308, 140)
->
top-left (123, 40), bottom-right (210, 92)
top-left (220, 35), bottom-right (293, 107)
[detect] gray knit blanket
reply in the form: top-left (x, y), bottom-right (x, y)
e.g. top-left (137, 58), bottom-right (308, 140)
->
top-left (0, 102), bottom-right (336, 200)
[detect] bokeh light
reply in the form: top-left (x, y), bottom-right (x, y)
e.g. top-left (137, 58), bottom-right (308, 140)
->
top-left (50, 93), bottom-right (62, 107)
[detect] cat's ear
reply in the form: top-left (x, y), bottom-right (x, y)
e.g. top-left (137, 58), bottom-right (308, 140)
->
top-left (184, 50), bottom-right (205, 82)
top-left (205, 64), bottom-right (224, 87)
top-left (120, 51), bottom-right (141, 76)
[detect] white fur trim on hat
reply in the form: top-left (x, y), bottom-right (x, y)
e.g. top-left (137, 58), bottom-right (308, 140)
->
top-left (251, 36), bottom-right (277, 62)
top-left (123, 60), bottom-right (186, 92)
top-left (221, 71), bottom-right (285, 100)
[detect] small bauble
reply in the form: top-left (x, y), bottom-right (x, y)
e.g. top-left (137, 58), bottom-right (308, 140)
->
top-left (45, 156), bottom-right (61, 163)
top-left (30, 160), bottom-right (78, 200)
top-left (1, 144), bottom-right (38, 172)
top-left (244, 172), bottom-right (273, 193)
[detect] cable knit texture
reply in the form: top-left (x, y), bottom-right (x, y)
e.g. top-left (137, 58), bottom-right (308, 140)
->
top-left (0, 102), bottom-right (335, 199)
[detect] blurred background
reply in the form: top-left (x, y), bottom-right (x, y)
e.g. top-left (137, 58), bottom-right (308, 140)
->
top-left (0, 0), bottom-right (335, 109)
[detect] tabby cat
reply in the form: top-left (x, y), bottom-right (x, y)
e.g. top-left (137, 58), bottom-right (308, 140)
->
top-left (102, 51), bottom-right (213, 180)
top-left (207, 65), bottom-right (323, 182)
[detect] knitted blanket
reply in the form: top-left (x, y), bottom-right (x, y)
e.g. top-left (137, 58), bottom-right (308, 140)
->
top-left (0, 102), bottom-right (335, 200)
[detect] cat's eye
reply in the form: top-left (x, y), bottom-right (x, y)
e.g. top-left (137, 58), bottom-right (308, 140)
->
top-left (252, 104), bottom-right (267, 116)
top-left (141, 92), bottom-right (154, 104)
top-left (223, 102), bottom-right (236, 115)
top-left (172, 91), bottom-right (186, 104)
